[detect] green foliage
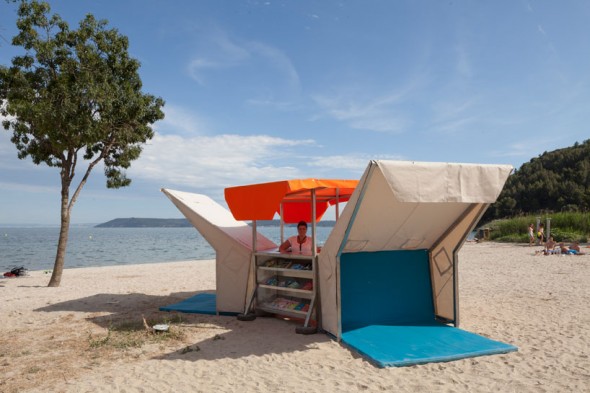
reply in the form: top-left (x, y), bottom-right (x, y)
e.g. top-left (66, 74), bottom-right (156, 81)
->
top-left (492, 234), bottom-right (528, 243)
top-left (0, 1), bottom-right (165, 286)
top-left (487, 212), bottom-right (590, 243)
top-left (483, 140), bottom-right (590, 222)
top-left (549, 229), bottom-right (587, 243)
top-left (0, 0), bottom-right (164, 189)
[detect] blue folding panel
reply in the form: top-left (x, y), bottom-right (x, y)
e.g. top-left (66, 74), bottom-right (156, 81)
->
top-left (159, 293), bottom-right (238, 316)
top-left (341, 250), bottom-right (434, 330)
top-left (340, 250), bottom-right (517, 367)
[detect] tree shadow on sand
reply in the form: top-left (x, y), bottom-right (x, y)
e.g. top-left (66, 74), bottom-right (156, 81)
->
top-left (34, 290), bottom-right (212, 328)
top-left (33, 291), bottom-right (333, 360)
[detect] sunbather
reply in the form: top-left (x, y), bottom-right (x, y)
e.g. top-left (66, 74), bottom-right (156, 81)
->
top-left (545, 236), bottom-right (556, 251)
top-left (558, 242), bottom-right (569, 254)
top-left (568, 242), bottom-right (586, 255)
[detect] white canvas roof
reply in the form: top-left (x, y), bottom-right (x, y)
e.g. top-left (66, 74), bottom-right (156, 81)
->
top-left (161, 189), bottom-right (277, 313)
top-left (318, 160), bottom-right (513, 338)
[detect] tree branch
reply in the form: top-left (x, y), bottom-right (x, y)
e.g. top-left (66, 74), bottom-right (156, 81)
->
top-left (67, 137), bottom-right (115, 212)
top-left (70, 148), bottom-right (77, 182)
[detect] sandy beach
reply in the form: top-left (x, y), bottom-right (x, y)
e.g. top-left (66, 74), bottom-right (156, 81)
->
top-left (1, 242), bottom-right (589, 393)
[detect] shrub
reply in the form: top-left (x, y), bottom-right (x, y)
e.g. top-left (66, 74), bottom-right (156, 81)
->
top-left (484, 212), bottom-right (589, 243)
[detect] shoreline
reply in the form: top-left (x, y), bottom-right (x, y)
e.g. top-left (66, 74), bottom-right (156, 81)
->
top-left (8, 239), bottom-right (588, 276)
top-left (1, 243), bottom-right (588, 392)
top-left (8, 258), bottom-right (212, 274)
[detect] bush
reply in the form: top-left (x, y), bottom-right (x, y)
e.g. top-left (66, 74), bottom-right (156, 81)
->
top-left (484, 212), bottom-right (589, 243)
top-left (549, 229), bottom-right (588, 243)
top-left (493, 234), bottom-right (528, 243)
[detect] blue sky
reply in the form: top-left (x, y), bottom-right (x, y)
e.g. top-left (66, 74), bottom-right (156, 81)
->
top-left (1, 1), bottom-right (590, 225)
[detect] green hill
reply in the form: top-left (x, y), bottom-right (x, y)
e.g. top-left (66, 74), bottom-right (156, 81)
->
top-left (483, 139), bottom-right (590, 222)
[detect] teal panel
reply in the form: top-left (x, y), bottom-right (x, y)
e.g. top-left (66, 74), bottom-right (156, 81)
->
top-left (159, 293), bottom-right (237, 316)
top-left (339, 250), bottom-right (518, 367)
top-left (340, 249), bottom-right (433, 331)
top-left (341, 323), bottom-right (518, 367)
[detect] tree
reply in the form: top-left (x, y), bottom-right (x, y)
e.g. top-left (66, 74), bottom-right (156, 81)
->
top-left (0, 1), bottom-right (165, 286)
top-left (482, 139), bottom-right (590, 223)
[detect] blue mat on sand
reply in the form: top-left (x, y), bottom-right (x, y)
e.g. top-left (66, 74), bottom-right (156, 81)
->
top-left (339, 250), bottom-right (517, 367)
top-left (341, 322), bottom-right (518, 367)
top-left (159, 293), bottom-right (237, 316)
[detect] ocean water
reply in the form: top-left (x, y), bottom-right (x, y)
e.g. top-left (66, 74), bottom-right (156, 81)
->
top-left (0, 226), bottom-right (333, 272)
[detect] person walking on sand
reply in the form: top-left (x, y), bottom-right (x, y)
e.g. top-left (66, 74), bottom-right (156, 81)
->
top-left (537, 223), bottom-right (545, 245)
top-left (528, 224), bottom-right (535, 246)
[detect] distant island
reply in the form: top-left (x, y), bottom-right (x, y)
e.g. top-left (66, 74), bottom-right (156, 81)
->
top-left (95, 218), bottom-right (336, 228)
top-left (95, 218), bottom-right (191, 228)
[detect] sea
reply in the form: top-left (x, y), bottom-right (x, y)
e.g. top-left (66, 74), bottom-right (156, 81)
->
top-left (0, 225), bottom-right (334, 272)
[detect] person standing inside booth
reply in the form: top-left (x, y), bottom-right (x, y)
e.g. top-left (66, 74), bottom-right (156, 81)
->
top-left (279, 220), bottom-right (314, 254)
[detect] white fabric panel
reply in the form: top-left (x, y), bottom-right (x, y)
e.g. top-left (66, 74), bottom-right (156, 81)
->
top-left (377, 160), bottom-right (512, 203)
top-left (318, 165), bottom-right (371, 337)
top-left (318, 160), bottom-right (512, 339)
top-left (430, 204), bottom-right (486, 321)
top-left (162, 189), bottom-right (276, 251)
top-left (161, 189), bottom-right (277, 313)
top-left (341, 169), bottom-right (472, 253)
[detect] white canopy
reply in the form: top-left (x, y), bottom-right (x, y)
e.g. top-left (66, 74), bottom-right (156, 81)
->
top-left (318, 160), bottom-right (513, 338)
top-left (161, 189), bottom-right (277, 313)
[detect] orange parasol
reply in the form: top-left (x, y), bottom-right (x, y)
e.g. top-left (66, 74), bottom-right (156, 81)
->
top-left (224, 178), bottom-right (358, 223)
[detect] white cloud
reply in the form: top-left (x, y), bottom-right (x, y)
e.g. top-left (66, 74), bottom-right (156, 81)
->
top-left (308, 154), bottom-right (405, 174)
top-left (0, 124), bottom-right (13, 156)
top-left (247, 41), bottom-right (300, 91)
top-left (455, 44), bottom-right (473, 79)
top-left (435, 116), bottom-right (478, 135)
top-left (155, 104), bottom-right (207, 135)
top-left (131, 132), bottom-right (315, 189)
top-left (312, 91), bottom-right (410, 133)
top-left (245, 98), bottom-right (299, 111)
top-left (428, 96), bottom-right (481, 135)
top-left (187, 59), bottom-right (232, 85)
top-left (0, 181), bottom-right (59, 194)
top-left (489, 138), bottom-right (556, 161)
top-left (0, 116), bottom-right (35, 171)
top-left (187, 30), bottom-right (300, 91)
top-left (308, 155), bottom-right (367, 172)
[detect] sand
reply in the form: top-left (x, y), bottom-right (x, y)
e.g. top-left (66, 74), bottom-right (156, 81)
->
top-left (1, 242), bottom-right (589, 393)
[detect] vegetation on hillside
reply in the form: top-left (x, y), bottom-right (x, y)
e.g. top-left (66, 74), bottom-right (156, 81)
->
top-left (478, 140), bottom-right (590, 243)
top-left (486, 212), bottom-right (590, 243)
top-left (483, 139), bottom-right (590, 223)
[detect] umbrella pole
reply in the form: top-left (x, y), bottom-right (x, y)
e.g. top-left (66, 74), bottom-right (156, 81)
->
top-left (311, 189), bottom-right (317, 256)
top-left (280, 203), bottom-right (284, 245)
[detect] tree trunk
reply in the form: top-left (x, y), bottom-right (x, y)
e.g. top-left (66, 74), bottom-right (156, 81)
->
top-left (48, 184), bottom-right (71, 287)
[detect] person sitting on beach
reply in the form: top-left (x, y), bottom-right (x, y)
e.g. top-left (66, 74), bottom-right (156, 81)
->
top-left (543, 237), bottom-right (558, 255)
top-left (279, 220), bottom-right (314, 254)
